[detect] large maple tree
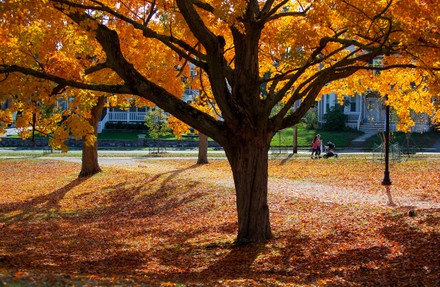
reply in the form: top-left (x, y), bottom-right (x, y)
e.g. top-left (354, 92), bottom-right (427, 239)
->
top-left (1, 0), bottom-right (439, 243)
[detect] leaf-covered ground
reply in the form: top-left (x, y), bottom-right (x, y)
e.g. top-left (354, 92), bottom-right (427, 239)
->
top-left (0, 156), bottom-right (439, 286)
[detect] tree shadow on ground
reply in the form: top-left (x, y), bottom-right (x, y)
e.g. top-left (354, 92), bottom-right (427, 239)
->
top-left (0, 178), bottom-right (87, 226)
top-left (0, 158), bottom-right (253, 284)
top-left (0, 162), bottom-right (226, 282)
top-left (279, 153), bottom-right (295, 165)
top-left (149, 163), bottom-right (201, 183)
top-left (2, 203), bottom-right (439, 287)
top-left (1, 160), bottom-right (439, 286)
top-left (83, 164), bottom-right (209, 223)
top-left (279, 213), bottom-right (439, 287)
top-left (147, 213), bottom-right (440, 287)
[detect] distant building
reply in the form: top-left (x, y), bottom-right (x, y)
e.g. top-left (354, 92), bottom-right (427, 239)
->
top-left (317, 91), bottom-right (431, 133)
top-left (98, 64), bottom-right (199, 132)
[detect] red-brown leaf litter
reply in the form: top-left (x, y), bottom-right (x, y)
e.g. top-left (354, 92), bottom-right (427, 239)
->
top-left (0, 156), bottom-right (439, 286)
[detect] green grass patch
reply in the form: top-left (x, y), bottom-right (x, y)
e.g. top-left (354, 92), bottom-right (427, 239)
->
top-left (99, 127), bottom-right (363, 147)
top-left (271, 126), bottom-right (363, 147)
top-left (363, 130), bottom-right (440, 150)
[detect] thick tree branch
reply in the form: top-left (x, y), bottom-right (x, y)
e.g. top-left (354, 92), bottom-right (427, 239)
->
top-left (192, 0), bottom-right (215, 13)
top-left (276, 67), bottom-right (359, 130)
top-left (0, 65), bottom-right (132, 94)
top-left (261, 0), bottom-right (277, 15)
top-left (175, 0), bottom-right (218, 52)
top-left (268, 48), bottom-right (379, 130)
top-left (49, 0), bottom-right (229, 144)
top-left (49, 0), bottom-right (206, 68)
top-left (84, 62), bottom-right (109, 75)
top-left (176, 0), bottom-right (236, 124)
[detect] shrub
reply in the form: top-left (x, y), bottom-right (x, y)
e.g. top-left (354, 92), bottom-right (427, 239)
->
top-left (301, 108), bottom-right (318, 130)
top-left (105, 121), bottom-right (148, 130)
top-left (323, 108), bottom-right (347, 131)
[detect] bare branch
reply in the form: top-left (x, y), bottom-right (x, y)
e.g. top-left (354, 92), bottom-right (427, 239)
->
top-left (264, 4), bottom-right (311, 22)
top-left (341, 0), bottom-right (373, 20)
top-left (50, 84), bottom-right (67, 95)
top-left (84, 62), bottom-right (109, 75)
top-left (0, 72), bottom-right (9, 83)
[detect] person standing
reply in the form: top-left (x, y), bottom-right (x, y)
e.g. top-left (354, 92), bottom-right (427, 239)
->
top-left (317, 137), bottom-right (323, 157)
top-left (311, 134), bottom-right (321, 159)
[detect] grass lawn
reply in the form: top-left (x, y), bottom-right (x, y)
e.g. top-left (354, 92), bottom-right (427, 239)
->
top-left (9, 127), bottom-right (438, 151)
top-left (0, 157), bottom-right (439, 286)
top-left (271, 126), bottom-right (363, 147)
top-left (363, 130), bottom-right (440, 150)
top-left (99, 126), bottom-right (365, 147)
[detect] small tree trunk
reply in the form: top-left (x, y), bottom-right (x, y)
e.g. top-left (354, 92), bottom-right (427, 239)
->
top-left (293, 125), bottom-right (298, 154)
top-left (78, 97), bottom-right (105, 178)
top-left (197, 133), bottom-right (208, 164)
top-left (225, 139), bottom-right (273, 244)
top-left (79, 140), bottom-right (101, 178)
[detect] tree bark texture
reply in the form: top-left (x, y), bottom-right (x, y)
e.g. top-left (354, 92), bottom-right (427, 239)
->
top-left (197, 133), bottom-right (208, 164)
top-left (78, 97), bottom-right (105, 178)
top-left (224, 139), bottom-right (273, 244)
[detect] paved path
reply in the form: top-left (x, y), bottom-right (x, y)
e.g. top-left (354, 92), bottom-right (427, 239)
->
top-left (2, 153), bottom-right (439, 211)
top-left (48, 156), bottom-right (440, 211)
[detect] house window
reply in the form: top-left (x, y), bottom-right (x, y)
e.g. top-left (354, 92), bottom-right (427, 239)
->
top-left (57, 97), bottom-right (75, 110)
top-left (325, 94), bottom-right (330, 113)
top-left (350, 97), bottom-right (356, 112)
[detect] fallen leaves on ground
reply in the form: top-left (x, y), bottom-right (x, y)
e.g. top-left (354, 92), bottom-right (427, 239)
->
top-left (0, 157), bottom-right (439, 286)
top-left (269, 155), bottom-right (440, 204)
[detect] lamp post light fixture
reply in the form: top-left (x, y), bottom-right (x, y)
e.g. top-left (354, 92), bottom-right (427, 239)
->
top-left (382, 98), bottom-right (392, 185)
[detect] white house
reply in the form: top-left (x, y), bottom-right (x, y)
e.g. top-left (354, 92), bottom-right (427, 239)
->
top-left (97, 85), bottom-right (198, 133)
top-left (317, 91), bottom-right (431, 134)
top-left (97, 64), bottom-right (199, 133)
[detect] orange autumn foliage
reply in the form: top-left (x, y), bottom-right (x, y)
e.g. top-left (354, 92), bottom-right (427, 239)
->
top-left (1, 0), bottom-right (439, 138)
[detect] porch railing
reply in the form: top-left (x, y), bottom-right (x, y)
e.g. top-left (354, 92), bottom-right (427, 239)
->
top-left (108, 111), bottom-right (147, 122)
top-left (357, 112), bottom-right (362, 131)
top-left (129, 112), bottom-right (147, 121)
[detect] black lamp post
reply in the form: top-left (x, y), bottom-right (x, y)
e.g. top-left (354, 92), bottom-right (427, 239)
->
top-left (382, 98), bottom-right (392, 185)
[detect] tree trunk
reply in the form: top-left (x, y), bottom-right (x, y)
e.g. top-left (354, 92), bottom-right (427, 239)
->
top-left (79, 140), bottom-right (101, 178)
top-left (293, 125), bottom-right (298, 154)
top-left (197, 133), bottom-right (208, 164)
top-left (224, 139), bottom-right (273, 244)
top-left (78, 97), bottom-right (105, 178)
